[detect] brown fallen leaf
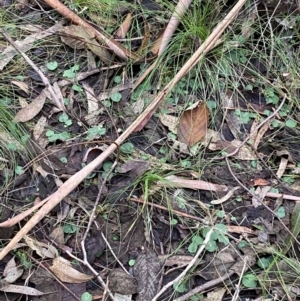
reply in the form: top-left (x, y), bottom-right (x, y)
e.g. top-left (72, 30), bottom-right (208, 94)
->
top-left (60, 25), bottom-right (112, 64)
top-left (14, 89), bottom-right (46, 122)
top-left (253, 178), bottom-right (270, 186)
top-left (177, 101), bottom-right (209, 146)
top-left (24, 235), bottom-right (58, 259)
top-left (49, 256), bottom-right (93, 283)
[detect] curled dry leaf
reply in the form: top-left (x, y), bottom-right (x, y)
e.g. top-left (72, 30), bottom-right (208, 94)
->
top-left (49, 256), bottom-right (93, 283)
top-left (24, 235), bottom-right (58, 259)
top-left (177, 101), bottom-right (210, 146)
top-left (14, 89), bottom-right (46, 122)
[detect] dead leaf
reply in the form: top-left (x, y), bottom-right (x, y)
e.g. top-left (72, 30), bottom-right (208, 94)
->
top-left (206, 288), bottom-right (226, 301)
top-left (0, 22), bottom-right (64, 71)
top-left (3, 257), bottom-right (23, 283)
top-left (115, 13), bottom-right (132, 38)
top-left (14, 89), bottom-right (46, 122)
top-left (133, 251), bottom-right (161, 301)
top-left (24, 235), bottom-right (58, 259)
top-left (0, 283), bottom-right (44, 296)
top-left (253, 178), bottom-right (270, 186)
top-left (60, 25), bottom-right (112, 64)
top-left (49, 256), bottom-right (93, 283)
top-left (177, 101), bottom-right (209, 146)
top-left (200, 129), bottom-right (256, 160)
top-left (11, 80), bottom-right (29, 94)
top-left (49, 227), bottom-right (65, 245)
top-left (159, 113), bottom-right (178, 134)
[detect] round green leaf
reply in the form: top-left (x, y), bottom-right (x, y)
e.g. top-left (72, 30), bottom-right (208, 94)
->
top-left (46, 130), bottom-right (55, 137)
top-left (170, 218), bottom-right (178, 225)
top-left (59, 113), bottom-right (69, 123)
top-left (242, 274), bottom-right (257, 288)
top-left (205, 240), bottom-right (217, 252)
top-left (192, 235), bottom-right (203, 245)
top-left (121, 142), bottom-right (134, 154)
top-left (238, 240), bottom-right (249, 249)
top-left (81, 292), bottom-right (92, 301)
top-left (216, 210), bottom-right (225, 218)
top-left (285, 119), bottom-right (297, 128)
top-left (276, 206), bottom-right (286, 218)
top-left (257, 256), bottom-right (273, 269)
top-left (103, 161), bottom-right (113, 171)
top-left (47, 61), bottom-right (58, 71)
top-left (110, 92), bottom-right (122, 102)
top-left (63, 224), bottom-right (77, 234)
top-left (188, 242), bottom-right (198, 254)
top-left (72, 84), bottom-right (83, 92)
top-left (173, 281), bottom-right (187, 293)
top-left (114, 75), bottom-right (122, 84)
top-left (15, 166), bottom-right (24, 175)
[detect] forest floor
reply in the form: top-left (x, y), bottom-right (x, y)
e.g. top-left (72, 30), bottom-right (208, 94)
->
top-left (0, 0), bottom-right (300, 301)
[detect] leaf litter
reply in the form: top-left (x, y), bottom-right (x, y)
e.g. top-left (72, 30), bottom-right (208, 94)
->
top-left (0, 0), bottom-right (300, 301)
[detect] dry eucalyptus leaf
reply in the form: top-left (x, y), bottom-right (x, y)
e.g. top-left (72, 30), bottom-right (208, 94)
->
top-left (3, 257), bottom-right (23, 283)
top-left (177, 101), bottom-right (210, 146)
top-left (60, 25), bottom-right (112, 64)
top-left (14, 89), bottom-right (46, 122)
top-left (0, 283), bottom-right (44, 296)
top-left (60, 25), bottom-right (92, 49)
top-left (24, 235), bottom-right (58, 259)
top-left (49, 256), bottom-right (93, 283)
top-left (11, 80), bottom-right (29, 94)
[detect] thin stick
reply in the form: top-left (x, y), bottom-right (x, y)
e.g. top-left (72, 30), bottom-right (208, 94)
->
top-left (173, 270), bottom-right (235, 301)
top-left (130, 198), bottom-right (210, 225)
top-left (101, 232), bottom-right (130, 275)
top-left (151, 228), bottom-right (214, 301)
top-left (0, 29), bottom-right (65, 112)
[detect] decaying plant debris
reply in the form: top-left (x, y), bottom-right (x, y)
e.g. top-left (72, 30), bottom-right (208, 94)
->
top-left (1, 0), bottom-right (300, 300)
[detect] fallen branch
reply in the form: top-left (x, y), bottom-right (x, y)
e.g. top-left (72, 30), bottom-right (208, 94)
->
top-left (43, 0), bottom-right (139, 61)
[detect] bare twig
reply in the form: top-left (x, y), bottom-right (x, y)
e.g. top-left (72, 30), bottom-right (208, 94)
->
top-left (101, 232), bottom-right (130, 275)
top-left (0, 29), bottom-right (65, 112)
top-left (151, 228), bottom-right (214, 301)
top-left (173, 270), bottom-right (235, 301)
top-left (231, 256), bottom-right (248, 301)
top-left (130, 197), bottom-right (210, 225)
top-left (66, 250), bottom-right (115, 301)
top-left (158, 0), bottom-right (193, 55)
